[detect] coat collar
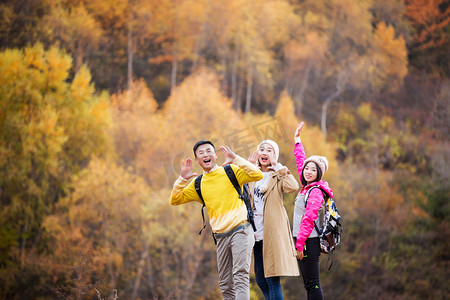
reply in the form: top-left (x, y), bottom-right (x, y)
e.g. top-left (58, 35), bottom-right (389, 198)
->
top-left (249, 171), bottom-right (278, 205)
top-left (264, 171), bottom-right (278, 195)
top-left (249, 171), bottom-right (277, 195)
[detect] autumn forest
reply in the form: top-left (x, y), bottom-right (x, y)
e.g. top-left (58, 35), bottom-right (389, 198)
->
top-left (0, 0), bottom-right (449, 299)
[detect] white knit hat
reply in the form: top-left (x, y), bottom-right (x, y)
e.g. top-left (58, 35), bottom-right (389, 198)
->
top-left (303, 155), bottom-right (329, 180)
top-left (257, 140), bottom-right (279, 160)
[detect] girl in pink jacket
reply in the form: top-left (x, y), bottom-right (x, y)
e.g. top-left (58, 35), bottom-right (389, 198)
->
top-left (293, 121), bottom-right (333, 300)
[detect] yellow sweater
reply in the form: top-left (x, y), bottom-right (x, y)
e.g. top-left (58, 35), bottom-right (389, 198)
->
top-left (170, 155), bottom-right (263, 234)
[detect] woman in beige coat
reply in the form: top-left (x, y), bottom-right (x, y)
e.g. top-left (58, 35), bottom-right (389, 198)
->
top-left (248, 139), bottom-right (299, 299)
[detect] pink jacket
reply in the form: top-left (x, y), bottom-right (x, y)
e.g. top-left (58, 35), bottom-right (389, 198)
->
top-left (294, 142), bottom-right (333, 252)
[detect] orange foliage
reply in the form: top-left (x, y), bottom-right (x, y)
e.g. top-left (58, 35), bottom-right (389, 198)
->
top-left (406, 0), bottom-right (450, 51)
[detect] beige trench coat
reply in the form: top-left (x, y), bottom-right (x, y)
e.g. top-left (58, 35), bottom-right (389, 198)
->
top-left (249, 166), bottom-right (300, 277)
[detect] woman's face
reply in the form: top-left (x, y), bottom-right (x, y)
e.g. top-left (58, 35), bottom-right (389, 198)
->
top-left (303, 162), bottom-right (318, 183)
top-left (257, 143), bottom-right (275, 167)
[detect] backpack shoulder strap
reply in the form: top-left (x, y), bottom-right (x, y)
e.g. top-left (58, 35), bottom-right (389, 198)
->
top-left (194, 174), bottom-right (207, 235)
top-left (305, 185), bottom-right (330, 204)
top-left (305, 185), bottom-right (325, 235)
top-left (225, 165), bottom-right (257, 232)
top-left (224, 165), bottom-right (243, 198)
top-left (194, 174), bottom-right (204, 203)
top-left (304, 185), bottom-right (323, 207)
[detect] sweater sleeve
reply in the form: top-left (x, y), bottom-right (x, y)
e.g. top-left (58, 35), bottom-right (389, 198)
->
top-left (170, 176), bottom-right (203, 206)
top-left (294, 141), bottom-right (306, 179)
top-left (275, 164), bottom-right (299, 194)
top-left (295, 188), bottom-right (324, 251)
top-left (232, 155), bottom-right (264, 184)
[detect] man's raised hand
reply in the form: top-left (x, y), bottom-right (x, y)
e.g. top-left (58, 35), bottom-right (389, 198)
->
top-left (220, 145), bottom-right (236, 166)
top-left (180, 158), bottom-right (198, 180)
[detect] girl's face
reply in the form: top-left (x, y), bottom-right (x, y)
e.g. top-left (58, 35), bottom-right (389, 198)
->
top-left (303, 162), bottom-right (318, 184)
top-left (257, 143), bottom-right (275, 167)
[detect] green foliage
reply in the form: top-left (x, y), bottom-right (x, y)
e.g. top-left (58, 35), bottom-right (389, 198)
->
top-left (331, 102), bottom-right (427, 172)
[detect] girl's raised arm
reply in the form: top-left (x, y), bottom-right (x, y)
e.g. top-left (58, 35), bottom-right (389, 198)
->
top-left (294, 122), bottom-right (307, 177)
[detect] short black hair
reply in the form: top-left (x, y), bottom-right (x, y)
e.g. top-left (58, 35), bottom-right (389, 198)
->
top-left (301, 162), bottom-right (322, 186)
top-left (193, 140), bottom-right (216, 157)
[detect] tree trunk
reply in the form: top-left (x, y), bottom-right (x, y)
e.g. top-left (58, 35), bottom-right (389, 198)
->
top-left (75, 40), bottom-right (84, 72)
top-left (171, 55), bottom-right (178, 93)
top-left (127, 11), bottom-right (133, 90)
top-left (131, 243), bottom-right (149, 300)
top-left (244, 66), bottom-right (253, 114)
top-left (295, 61), bottom-right (312, 116)
top-left (321, 71), bottom-right (347, 137)
top-left (191, 24), bottom-right (205, 73)
top-left (231, 51), bottom-right (238, 110)
top-left (146, 256), bottom-right (158, 298)
top-left (161, 238), bottom-right (169, 293)
top-left (180, 234), bottom-right (207, 300)
top-left (236, 73), bottom-right (244, 113)
top-left (20, 216), bottom-right (29, 265)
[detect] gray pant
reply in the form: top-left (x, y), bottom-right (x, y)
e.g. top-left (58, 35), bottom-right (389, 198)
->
top-left (216, 224), bottom-right (255, 300)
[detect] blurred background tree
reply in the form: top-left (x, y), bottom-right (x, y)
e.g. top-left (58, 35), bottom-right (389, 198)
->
top-left (0, 0), bottom-right (448, 299)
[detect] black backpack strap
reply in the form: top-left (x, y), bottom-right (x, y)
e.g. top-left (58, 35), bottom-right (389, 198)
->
top-left (224, 165), bottom-right (257, 231)
top-left (224, 165), bottom-right (242, 197)
top-left (194, 175), bottom-right (207, 235)
top-left (326, 250), bottom-right (334, 270)
top-left (305, 186), bottom-right (324, 235)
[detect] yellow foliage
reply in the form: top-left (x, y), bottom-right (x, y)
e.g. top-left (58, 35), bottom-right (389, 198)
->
top-left (0, 44), bottom-right (113, 257)
top-left (357, 102), bottom-right (372, 122)
top-left (274, 93), bottom-right (338, 181)
top-left (162, 68), bottom-right (244, 157)
top-left (45, 46), bottom-right (72, 87)
top-left (111, 79), bottom-right (158, 115)
top-left (257, 0), bottom-right (300, 46)
top-left (299, 123), bottom-right (340, 183)
top-left (273, 91), bottom-right (298, 165)
top-left (42, 2), bottom-right (103, 69)
top-left (70, 65), bottom-right (95, 103)
top-left (371, 22), bottom-right (408, 91)
top-left (23, 44), bottom-right (47, 71)
top-left (43, 157), bottom-right (154, 287)
top-left (111, 79), bottom-right (165, 186)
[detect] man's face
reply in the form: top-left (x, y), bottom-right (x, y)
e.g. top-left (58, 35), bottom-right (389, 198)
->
top-left (195, 144), bottom-right (218, 171)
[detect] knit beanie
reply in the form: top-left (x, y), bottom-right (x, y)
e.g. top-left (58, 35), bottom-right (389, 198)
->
top-left (257, 140), bottom-right (279, 160)
top-left (303, 155), bottom-right (329, 180)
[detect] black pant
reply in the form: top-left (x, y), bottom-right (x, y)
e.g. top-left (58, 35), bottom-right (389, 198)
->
top-left (295, 237), bottom-right (323, 300)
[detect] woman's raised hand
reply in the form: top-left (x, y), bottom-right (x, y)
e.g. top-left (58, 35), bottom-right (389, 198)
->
top-left (294, 121), bottom-right (304, 137)
top-left (267, 151), bottom-right (278, 171)
top-left (248, 150), bottom-right (258, 165)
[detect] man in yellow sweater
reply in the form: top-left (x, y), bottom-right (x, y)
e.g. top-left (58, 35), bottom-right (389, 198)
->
top-left (170, 140), bottom-right (263, 300)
